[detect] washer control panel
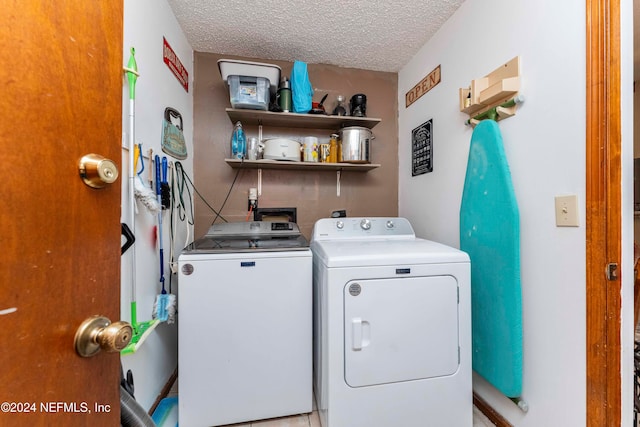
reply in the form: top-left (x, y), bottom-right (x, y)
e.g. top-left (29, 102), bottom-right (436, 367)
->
top-left (312, 217), bottom-right (415, 241)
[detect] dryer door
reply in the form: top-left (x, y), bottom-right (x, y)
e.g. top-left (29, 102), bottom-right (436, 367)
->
top-left (344, 276), bottom-right (459, 388)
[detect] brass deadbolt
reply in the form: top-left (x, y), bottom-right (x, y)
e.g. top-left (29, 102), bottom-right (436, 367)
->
top-left (78, 154), bottom-right (119, 188)
top-left (74, 315), bottom-right (132, 357)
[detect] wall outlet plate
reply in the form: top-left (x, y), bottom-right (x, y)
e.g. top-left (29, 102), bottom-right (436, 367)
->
top-left (555, 195), bottom-right (579, 227)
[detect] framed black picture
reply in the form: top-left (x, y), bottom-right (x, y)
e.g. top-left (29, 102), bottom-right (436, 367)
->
top-left (411, 119), bottom-right (433, 176)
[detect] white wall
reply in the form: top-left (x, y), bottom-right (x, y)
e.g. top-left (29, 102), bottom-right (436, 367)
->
top-left (399, 0), bottom-right (634, 425)
top-left (122, 0), bottom-right (194, 410)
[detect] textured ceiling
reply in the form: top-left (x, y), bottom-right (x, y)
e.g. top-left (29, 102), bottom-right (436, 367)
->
top-left (167, 0), bottom-right (466, 72)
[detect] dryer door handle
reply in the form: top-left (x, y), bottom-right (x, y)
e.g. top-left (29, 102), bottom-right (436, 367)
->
top-left (351, 318), bottom-right (370, 351)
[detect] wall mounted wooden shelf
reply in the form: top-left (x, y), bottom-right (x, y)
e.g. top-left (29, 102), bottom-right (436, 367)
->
top-left (225, 158), bottom-right (380, 172)
top-left (459, 56), bottom-right (522, 125)
top-left (223, 108), bottom-right (382, 197)
top-left (225, 108), bottom-right (381, 130)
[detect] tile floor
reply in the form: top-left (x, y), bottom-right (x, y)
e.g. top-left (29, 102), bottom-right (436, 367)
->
top-left (219, 407), bottom-right (495, 427)
top-left (167, 379), bottom-right (496, 427)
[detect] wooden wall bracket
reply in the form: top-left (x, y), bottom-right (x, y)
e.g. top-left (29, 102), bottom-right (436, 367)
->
top-left (460, 56), bottom-right (522, 126)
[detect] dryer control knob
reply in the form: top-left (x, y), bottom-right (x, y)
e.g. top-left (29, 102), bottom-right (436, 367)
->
top-left (336, 220), bottom-right (344, 229)
top-left (360, 219), bottom-right (371, 230)
top-left (386, 220), bottom-right (395, 229)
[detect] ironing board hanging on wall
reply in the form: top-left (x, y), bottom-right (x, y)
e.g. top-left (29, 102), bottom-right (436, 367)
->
top-left (459, 119), bottom-right (523, 398)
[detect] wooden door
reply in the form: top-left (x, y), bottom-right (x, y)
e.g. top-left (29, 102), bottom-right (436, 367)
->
top-left (586, 0), bottom-right (622, 425)
top-left (0, 2), bottom-right (123, 426)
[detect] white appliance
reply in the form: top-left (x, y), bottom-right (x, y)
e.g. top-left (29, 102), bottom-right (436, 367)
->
top-left (178, 221), bottom-right (312, 427)
top-left (310, 217), bottom-right (472, 427)
top-left (262, 137), bottom-right (302, 161)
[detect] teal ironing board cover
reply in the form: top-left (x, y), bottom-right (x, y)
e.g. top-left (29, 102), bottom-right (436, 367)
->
top-left (460, 119), bottom-right (522, 397)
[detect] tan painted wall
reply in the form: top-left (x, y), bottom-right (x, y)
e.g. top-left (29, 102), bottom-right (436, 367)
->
top-left (635, 84), bottom-right (640, 246)
top-left (192, 52), bottom-right (399, 239)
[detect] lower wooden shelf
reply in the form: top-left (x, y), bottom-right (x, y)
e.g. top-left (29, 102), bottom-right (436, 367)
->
top-left (225, 158), bottom-right (380, 172)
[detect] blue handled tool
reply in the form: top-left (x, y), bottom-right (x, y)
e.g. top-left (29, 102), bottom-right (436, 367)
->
top-left (155, 155), bottom-right (165, 291)
top-left (161, 156), bottom-right (170, 209)
top-left (153, 155), bottom-right (174, 322)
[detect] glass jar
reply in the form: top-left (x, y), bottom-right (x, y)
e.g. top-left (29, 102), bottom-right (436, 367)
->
top-left (328, 134), bottom-right (339, 163)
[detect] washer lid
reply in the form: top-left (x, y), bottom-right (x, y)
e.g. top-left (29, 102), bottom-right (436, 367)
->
top-left (185, 235), bottom-right (309, 253)
top-left (185, 221), bottom-right (309, 253)
top-left (311, 238), bottom-right (469, 268)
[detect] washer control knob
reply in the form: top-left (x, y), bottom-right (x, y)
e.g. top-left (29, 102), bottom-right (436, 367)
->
top-left (360, 219), bottom-right (371, 230)
top-left (336, 220), bottom-right (344, 229)
top-left (386, 220), bottom-right (395, 229)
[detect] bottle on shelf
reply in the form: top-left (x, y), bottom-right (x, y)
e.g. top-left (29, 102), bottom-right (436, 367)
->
top-left (230, 121), bottom-right (246, 159)
top-left (278, 78), bottom-right (292, 112)
top-left (328, 134), bottom-right (339, 163)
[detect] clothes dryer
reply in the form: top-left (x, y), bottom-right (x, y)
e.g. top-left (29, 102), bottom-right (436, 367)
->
top-left (310, 217), bottom-right (472, 427)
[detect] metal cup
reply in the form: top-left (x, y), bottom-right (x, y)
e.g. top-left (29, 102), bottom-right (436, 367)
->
top-left (319, 144), bottom-right (330, 162)
top-left (247, 137), bottom-right (261, 160)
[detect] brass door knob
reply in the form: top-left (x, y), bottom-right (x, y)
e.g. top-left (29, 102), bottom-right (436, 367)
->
top-left (74, 315), bottom-right (132, 357)
top-left (78, 154), bottom-right (119, 188)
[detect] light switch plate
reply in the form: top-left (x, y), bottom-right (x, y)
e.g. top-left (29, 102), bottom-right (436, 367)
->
top-left (555, 195), bottom-right (579, 227)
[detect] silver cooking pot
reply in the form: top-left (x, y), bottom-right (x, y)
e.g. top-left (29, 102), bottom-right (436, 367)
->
top-left (338, 126), bottom-right (373, 163)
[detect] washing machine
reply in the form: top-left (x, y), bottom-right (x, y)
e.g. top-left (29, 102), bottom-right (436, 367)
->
top-left (178, 221), bottom-right (312, 427)
top-left (310, 217), bottom-right (472, 427)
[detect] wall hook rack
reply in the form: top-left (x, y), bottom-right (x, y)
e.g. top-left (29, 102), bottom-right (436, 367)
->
top-left (465, 95), bottom-right (525, 127)
top-left (459, 56), bottom-right (522, 126)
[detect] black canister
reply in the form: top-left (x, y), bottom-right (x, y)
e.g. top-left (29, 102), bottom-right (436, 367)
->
top-left (349, 93), bottom-right (367, 117)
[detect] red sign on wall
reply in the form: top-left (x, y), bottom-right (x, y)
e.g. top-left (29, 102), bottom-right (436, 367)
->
top-left (163, 37), bottom-right (189, 92)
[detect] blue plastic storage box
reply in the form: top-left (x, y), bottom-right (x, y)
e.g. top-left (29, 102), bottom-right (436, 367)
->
top-left (228, 75), bottom-right (270, 110)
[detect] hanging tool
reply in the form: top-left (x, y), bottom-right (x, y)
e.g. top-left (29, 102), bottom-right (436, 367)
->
top-left (161, 156), bottom-right (171, 210)
top-left (121, 47), bottom-right (159, 355)
top-left (162, 107), bottom-right (188, 160)
top-left (121, 223), bottom-right (135, 255)
top-left (133, 143), bottom-right (160, 213)
top-left (153, 155), bottom-right (176, 323)
top-left (169, 161), bottom-right (195, 290)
